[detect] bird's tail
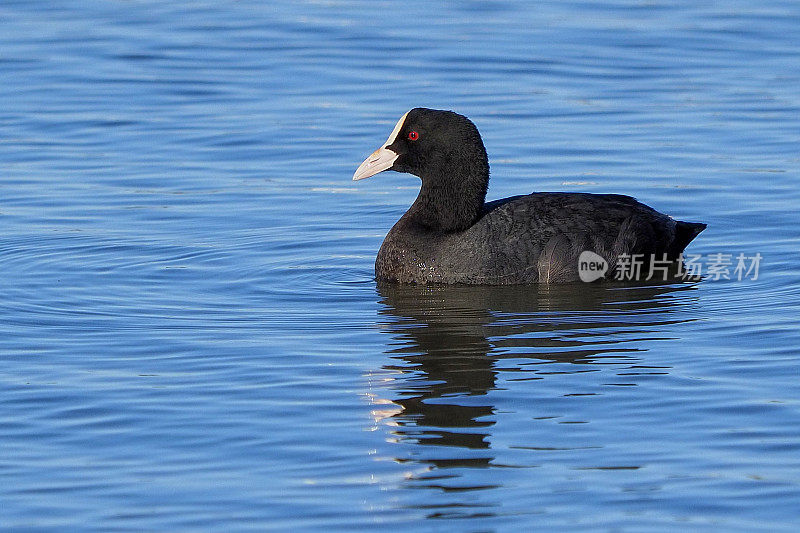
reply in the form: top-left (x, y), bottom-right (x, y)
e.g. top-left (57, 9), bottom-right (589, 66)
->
top-left (670, 220), bottom-right (707, 257)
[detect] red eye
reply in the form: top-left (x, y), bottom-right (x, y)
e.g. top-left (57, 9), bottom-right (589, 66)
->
top-left (407, 130), bottom-right (419, 141)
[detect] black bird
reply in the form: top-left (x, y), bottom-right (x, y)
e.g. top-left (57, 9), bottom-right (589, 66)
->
top-left (353, 108), bottom-right (706, 284)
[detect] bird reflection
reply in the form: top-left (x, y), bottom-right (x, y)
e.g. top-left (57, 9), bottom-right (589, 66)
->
top-left (367, 281), bottom-right (699, 485)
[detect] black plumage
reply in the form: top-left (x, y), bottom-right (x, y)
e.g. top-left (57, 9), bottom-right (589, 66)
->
top-left (353, 108), bottom-right (706, 284)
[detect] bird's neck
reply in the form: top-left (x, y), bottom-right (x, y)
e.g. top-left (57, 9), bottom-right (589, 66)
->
top-left (407, 164), bottom-right (489, 233)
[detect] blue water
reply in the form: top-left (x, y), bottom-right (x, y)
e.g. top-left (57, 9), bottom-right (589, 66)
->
top-left (2, 1), bottom-right (800, 530)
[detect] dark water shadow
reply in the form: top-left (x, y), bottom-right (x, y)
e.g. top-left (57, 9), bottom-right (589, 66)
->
top-left (369, 281), bottom-right (700, 510)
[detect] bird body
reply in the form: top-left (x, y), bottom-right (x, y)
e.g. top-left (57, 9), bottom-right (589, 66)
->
top-left (354, 108), bottom-right (705, 284)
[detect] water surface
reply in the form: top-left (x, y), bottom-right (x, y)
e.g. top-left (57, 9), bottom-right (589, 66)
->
top-left (2, 1), bottom-right (800, 531)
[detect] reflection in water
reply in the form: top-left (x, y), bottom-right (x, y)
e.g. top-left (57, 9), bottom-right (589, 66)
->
top-left (367, 282), bottom-right (699, 513)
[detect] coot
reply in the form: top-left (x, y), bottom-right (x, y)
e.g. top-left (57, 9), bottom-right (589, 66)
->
top-left (353, 108), bottom-right (705, 284)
